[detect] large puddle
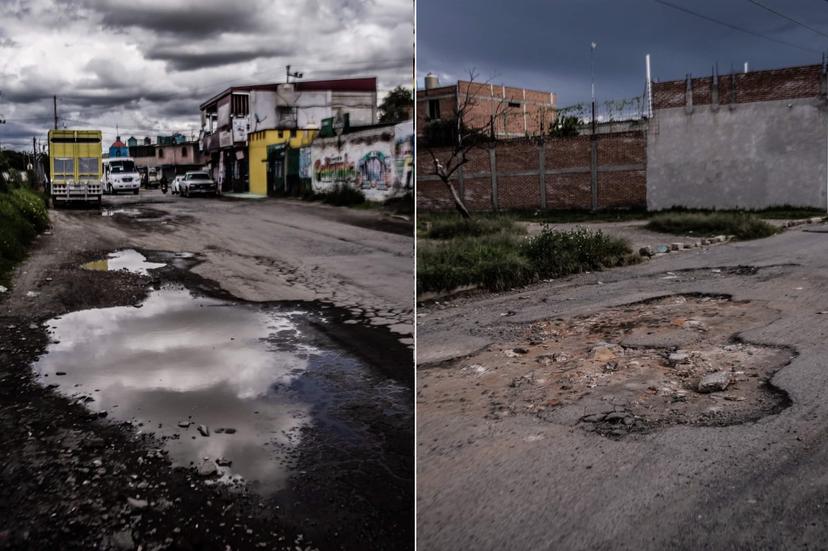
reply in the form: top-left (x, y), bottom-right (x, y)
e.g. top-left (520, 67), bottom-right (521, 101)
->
top-left (33, 286), bottom-right (410, 495)
top-left (81, 249), bottom-right (166, 275)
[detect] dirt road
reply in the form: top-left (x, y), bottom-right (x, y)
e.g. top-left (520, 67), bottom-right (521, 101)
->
top-left (418, 223), bottom-right (828, 550)
top-left (0, 191), bottom-right (413, 550)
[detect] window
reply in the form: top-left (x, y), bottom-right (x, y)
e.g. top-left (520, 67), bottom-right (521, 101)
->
top-left (109, 160), bottom-right (136, 173)
top-left (79, 158), bottom-right (98, 175)
top-left (54, 158), bottom-right (74, 174)
top-left (182, 147), bottom-right (188, 157)
top-left (231, 94), bottom-right (249, 116)
top-left (278, 106), bottom-right (297, 126)
top-left (508, 101), bottom-right (521, 108)
top-left (428, 99), bottom-right (440, 120)
top-left (158, 148), bottom-right (164, 159)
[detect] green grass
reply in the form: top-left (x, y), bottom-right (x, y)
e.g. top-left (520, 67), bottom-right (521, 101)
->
top-left (645, 212), bottom-right (778, 240)
top-left (419, 205), bottom-right (823, 227)
top-left (417, 225), bottom-right (636, 295)
top-left (0, 187), bottom-right (49, 286)
top-left (418, 216), bottom-right (525, 239)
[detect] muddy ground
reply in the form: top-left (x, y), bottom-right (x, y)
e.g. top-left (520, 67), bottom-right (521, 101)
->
top-left (0, 193), bottom-right (413, 550)
top-left (421, 294), bottom-right (794, 439)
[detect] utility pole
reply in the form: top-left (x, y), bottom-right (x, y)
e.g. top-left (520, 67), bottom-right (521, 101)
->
top-left (645, 54), bottom-right (653, 119)
top-left (53, 96), bottom-right (58, 129)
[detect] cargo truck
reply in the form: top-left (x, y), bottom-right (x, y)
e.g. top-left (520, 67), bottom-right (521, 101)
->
top-left (48, 129), bottom-right (103, 206)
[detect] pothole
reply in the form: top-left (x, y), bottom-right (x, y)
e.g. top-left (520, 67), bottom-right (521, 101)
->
top-left (101, 208), bottom-right (143, 217)
top-left (81, 249), bottom-right (166, 275)
top-left (440, 294), bottom-right (793, 438)
top-left (33, 286), bottom-right (411, 494)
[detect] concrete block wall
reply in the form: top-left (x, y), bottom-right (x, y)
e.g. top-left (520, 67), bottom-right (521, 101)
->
top-left (648, 64), bottom-right (828, 210)
top-left (417, 131), bottom-right (647, 212)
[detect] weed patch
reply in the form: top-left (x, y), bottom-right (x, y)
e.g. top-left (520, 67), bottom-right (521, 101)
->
top-left (646, 212), bottom-right (777, 240)
top-left (417, 225), bottom-right (635, 295)
top-left (313, 184), bottom-right (367, 206)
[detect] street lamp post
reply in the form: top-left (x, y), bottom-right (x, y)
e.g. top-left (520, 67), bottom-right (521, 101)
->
top-left (591, 42), bottom-right (597, 135)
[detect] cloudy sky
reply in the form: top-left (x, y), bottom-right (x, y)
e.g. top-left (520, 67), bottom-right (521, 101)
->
top-left (0, 0), bottom-right (414, 151)
top-left (418, 0), bottom-right (828, 110)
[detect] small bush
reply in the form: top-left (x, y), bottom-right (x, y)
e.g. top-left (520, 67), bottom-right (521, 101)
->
top-left (8, 188), bottom-right (49, 232)
top-left (646, 212), bottom-right (777, 240)
top-left (317, 184), bottom-right (366, 206)
top-left (0, 198), bottom-right (35, 262)
top-left (523, 226), bottom-right (632, 278)
top-left (422, 216), bottom-right (525, 239)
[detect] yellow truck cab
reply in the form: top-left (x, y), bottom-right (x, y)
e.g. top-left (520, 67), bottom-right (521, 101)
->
top-left (48, 129), bottom-right (103, 206)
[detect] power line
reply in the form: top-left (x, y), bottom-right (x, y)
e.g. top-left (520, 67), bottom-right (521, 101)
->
top-left (746, 0), bottom-right (828, 40)
top-left (654, 0), bottom-right (821, 54)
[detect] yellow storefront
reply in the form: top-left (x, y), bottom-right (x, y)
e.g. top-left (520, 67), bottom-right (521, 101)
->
top-left (247, 129), bottom-right (316, 196)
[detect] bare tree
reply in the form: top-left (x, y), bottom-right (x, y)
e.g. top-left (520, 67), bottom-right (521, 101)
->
top-left (423, 70), bottom-right (507, 219)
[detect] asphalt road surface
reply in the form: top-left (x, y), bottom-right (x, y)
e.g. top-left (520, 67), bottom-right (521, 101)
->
top-left (417, 222), bottom-right (828, 550)
top-left (0, 191), bottom-right (414, 550)
top-left (90, 191), bottom-right (414, 340)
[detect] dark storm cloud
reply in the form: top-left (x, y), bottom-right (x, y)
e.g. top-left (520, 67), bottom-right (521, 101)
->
top-left (144, 46), bottom-right (291, 71)
top-left (97, 2), bottom-right (261, 38)
top-left (417, 0), bottom-right (828, 105)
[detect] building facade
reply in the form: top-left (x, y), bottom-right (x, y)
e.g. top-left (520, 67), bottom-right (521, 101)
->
top-left (417, 75), bottom-right (557, 139)
top-left (108, 136), bottom-right (129, 158)
top-left (248, 129), bottom-right (316, 196)
top-left (199, 77), bottom-right (378, 194)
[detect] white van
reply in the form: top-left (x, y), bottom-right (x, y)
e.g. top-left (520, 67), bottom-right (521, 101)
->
top-left (103, 157), bottom-right (140, 194)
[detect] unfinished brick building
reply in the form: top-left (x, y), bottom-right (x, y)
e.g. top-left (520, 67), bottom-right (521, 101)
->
top-left (417, 74), bottom-right (557, 139)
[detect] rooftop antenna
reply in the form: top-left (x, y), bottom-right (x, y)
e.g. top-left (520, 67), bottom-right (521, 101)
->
top-left (286, 65), bottom-right (303, 84)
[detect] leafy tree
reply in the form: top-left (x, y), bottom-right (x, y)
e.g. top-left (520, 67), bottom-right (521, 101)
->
top-left (549, 115), bottom-right (581, 138)
top-left (379, 86), bottom-right (413, 123)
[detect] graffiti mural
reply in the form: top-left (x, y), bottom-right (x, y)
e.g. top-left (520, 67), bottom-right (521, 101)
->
top-left (313, 155), bottom-right (357, 184)
top-left (356, 151), bottom-right (392, 191)
top-left (394, 121), bottom-right (414, 191)
top-left (310, 121), bottom-right (413, 201)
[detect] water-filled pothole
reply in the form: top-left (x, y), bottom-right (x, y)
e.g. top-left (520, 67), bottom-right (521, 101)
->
top-left (428, 295), bottom-right (794, 437)
top-left (81, 249), bottom-right (166, 275)
top-left (102, 208), bottom-right (143, 217)
top-left (33, 286), bottom-right (411, 494)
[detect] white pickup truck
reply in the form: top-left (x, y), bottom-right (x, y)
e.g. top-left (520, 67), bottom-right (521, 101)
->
top-left (103, 158), bottom-right (140, 195)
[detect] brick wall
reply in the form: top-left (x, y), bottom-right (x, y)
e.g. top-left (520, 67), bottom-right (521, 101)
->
top-left (417, 131), bottom-right (647, 212)
top-left (653, 64), bottom-right (823, 109)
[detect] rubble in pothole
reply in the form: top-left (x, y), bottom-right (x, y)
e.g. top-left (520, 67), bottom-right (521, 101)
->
top-left (443, 295), bottom-right (794, 437)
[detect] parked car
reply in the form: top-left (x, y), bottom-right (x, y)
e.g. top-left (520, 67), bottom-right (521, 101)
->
top-left (180, 171), bottom-right (218, 197)
top-left (171, 175), bottom-right (185, 195)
